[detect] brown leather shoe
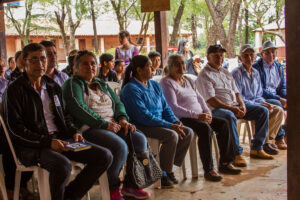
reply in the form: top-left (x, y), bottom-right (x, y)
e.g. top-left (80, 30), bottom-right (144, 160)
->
top-left (263, 142), bottom-right (279, 155)
top-left (233, 155), bottom-right (247, 167)
top-left (250, 150), bottom-right (274, 159)
top-left (275, 139), bottom-right (287, 150)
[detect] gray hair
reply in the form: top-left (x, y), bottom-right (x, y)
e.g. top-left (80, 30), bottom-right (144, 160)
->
top-left (165, 54), bottom-right (186, 76)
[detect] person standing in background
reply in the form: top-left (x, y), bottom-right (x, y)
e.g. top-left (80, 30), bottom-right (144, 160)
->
top-left (115, 31), bottom-right (139, 67)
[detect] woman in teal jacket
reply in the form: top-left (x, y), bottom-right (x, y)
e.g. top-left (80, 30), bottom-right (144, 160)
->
top-left (62, 50), bottom-right (150, 200)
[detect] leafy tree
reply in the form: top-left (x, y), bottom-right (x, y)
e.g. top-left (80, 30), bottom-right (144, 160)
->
top-left (5, 0), bottom-right (48, 45)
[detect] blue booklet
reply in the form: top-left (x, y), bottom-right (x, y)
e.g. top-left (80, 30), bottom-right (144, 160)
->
top-left (64, 139), bottom-right (91, 152)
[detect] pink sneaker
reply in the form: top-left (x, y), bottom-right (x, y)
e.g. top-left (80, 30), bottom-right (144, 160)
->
top-left (110, 189), bottom-right (124, 200)
top-left (121, 187), bottom-right (151, 199)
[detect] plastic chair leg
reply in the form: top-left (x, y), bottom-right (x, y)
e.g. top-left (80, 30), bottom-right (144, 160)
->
top-left (189, 135), bottom-right (198, 178)
top-left (99, 172), bottom-right (110, 200)
top-left (13, 170), bottom-right (21, 200)
top-left (0, 171), bottom-right (8, 200)
top-left (212, 132), bottom-right (220, 168)
top-left (37, 168), bottom-right (51, 200)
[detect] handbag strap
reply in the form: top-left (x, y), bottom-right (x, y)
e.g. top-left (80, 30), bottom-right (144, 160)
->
top-left (127, 131), bottom-right (137, 155)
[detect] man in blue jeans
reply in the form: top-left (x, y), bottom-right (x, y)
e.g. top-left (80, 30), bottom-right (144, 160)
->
top-left (252, 41), bottom-right (287, 150)
top-left (196, 45), bottom-right (273, 167)
top-left (2, 43), bottom-right (113, 200)
top-left (232, 44), bottom-right (286, 155)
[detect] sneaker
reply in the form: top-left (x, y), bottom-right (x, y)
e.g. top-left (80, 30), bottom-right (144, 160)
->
top-left (219, 163), bottom-right (242, 175)
top-left (121, 188), bottom-right (151, 199)
top-left (161, 175), bottom-right (174, 189)
top-left (110, 189), bottom-right (124, 200)
top-left (167, 172), bottom-right (178, 184)
top-left (233, 155), bottom-right (247, 167)
top-left (250, 150), bottom-right (274, 159)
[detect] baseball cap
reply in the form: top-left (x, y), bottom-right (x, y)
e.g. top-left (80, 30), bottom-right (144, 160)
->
top-left (262, 41), bottom-right (277, 51)
top-left (239, 44), bottom-right (255, 55)
top-left (207, 45), bottom-right (226, 55)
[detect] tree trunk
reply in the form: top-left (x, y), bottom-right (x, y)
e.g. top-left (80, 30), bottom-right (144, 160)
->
top-left (54, 3), bottom-right (69, 57)
top-left (226, 0), bottom-right (241, 57)
top-left (169, 0), bottom-right (186, 47)
top-left (66, 2), bottom-right (76, 50)
top-left (191, 14), bottom-right (198, 49)
top-left (90, 0), bottom-right (99, 53)
top-left (238, 8), bottom-right (243, 48)
top-left (244, 0), bottom-right (249, 44)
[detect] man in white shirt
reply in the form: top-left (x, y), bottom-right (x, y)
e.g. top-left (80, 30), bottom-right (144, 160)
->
top-left (196, 45), bottom-right (273, 167)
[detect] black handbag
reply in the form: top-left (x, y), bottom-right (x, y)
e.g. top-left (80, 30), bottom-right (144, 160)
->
top-left (124, 133), bottom-right (162, 189)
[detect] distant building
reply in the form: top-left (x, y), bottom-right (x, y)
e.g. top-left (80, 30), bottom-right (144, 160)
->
top-left (5, 19), bottom-right (192, 62)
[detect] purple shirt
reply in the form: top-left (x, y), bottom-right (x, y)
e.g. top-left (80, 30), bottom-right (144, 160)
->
top-left (115, 45), bottom-right (139, 67)
top-left (0, 77), bottom-right (8, 102)
top-left (159, 76), bottom-right (210, 119)
top-left (51, 69), bottom-right (69, 86)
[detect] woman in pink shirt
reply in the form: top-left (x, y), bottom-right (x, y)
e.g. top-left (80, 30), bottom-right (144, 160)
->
top-left (160, 54), bottom-right (242, 181)
top-left (115, 31), bottom-right (139, 67)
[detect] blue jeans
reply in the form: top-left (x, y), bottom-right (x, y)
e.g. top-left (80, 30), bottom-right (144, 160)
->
top-left (82, 128), bottom-right (147, 190)
top-left (266, 99), bottom-right (286, 140)
top-left (212, 103), bottom-right (269, 155)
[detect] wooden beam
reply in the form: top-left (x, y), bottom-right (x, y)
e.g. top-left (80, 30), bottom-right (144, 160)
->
top-left (286, 0), bottom-right (300, 199)
top-left (0, 2), bottom-right (7, 60)
top-left (154, 11), bottom-right (168, 67)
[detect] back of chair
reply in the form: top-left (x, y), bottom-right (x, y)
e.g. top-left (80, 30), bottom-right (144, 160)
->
top-left (107, 81), bottom-right (122, 96)
top-left (0, 114), bottom-right (21, 167)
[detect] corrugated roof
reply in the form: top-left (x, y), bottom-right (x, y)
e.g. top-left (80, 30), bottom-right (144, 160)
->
top-left (254, 20), bottom-right (285, 32)
top-left (5, 18), bottom-right (192, 36)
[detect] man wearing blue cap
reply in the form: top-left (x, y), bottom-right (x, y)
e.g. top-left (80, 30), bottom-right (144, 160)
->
top-left (196, 45), bottom-right (273, 168)
top-left (252, 41), bottom-right (287, 150)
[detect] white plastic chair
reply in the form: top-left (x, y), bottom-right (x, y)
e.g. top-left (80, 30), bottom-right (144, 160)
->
top-left (0, 168), bottom-right (8, 200)
top-left (151, 75), bottom-right (163, 83)
top-left (147, 133), bottom-right (220, 188)
top-left (237, 119), bottom-right (253, 147)
top-left (0, 115), bottom-right (51, 200)
top-left (107, 81), bottom-right (122, 96)
top-left (0, 115), bottom-right (110, 200)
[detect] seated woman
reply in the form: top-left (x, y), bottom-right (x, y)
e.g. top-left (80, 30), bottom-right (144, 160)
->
top-left (159, 54), bottom-right (242, 181)
top-left (62, 50), bottom-right (150, 200)
top-left (120, 55), bottom-right (193, 188)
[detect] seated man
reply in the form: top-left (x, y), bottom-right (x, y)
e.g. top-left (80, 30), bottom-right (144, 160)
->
top-left (98, 53), bottom-right (119, 82)
top-left (252, 41), bottom-right (287, 149)
top-left (196, 45), bottom-right (273, 167)
top-left (232, 44), bottom-right (285, 155)
top-left (7, 51), bottom-right (26, 82)
top-left (148, 51), bottom-right (163, 76)
top-left (40, 40), bottom-right (69, 86)
top-left (2, 43), bottom-right (112, 200)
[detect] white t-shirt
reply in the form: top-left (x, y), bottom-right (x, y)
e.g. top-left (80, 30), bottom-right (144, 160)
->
top-left (40, 83), bottom-right (58, 133)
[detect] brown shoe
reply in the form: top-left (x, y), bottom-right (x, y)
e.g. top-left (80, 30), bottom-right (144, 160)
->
top-left (233, 155), bottom-right (247, 167)
top-left (250, 150), bottom-right (274, 159)
top-left (275, 139), bottom-right (287, 150)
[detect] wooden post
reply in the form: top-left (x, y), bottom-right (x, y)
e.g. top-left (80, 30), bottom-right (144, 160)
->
top-left (154, 11), bottom-right (168, 66)
top-left (0, 3), bottom-right (7, 60)
top-left (286, 0), bottom-right (300, 199)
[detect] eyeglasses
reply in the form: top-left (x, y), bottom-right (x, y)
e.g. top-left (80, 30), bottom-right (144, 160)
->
top-left (26, 57), bottom-right (47, 64)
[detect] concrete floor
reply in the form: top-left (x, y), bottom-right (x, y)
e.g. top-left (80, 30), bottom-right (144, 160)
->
top-left (88, 142), bottom-right (287, 200)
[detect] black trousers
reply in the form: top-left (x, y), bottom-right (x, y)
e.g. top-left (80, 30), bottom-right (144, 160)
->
top-left (181, 117), bottom-right (236, 172)
top-left (38, 142), bottom-right (113, 200)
